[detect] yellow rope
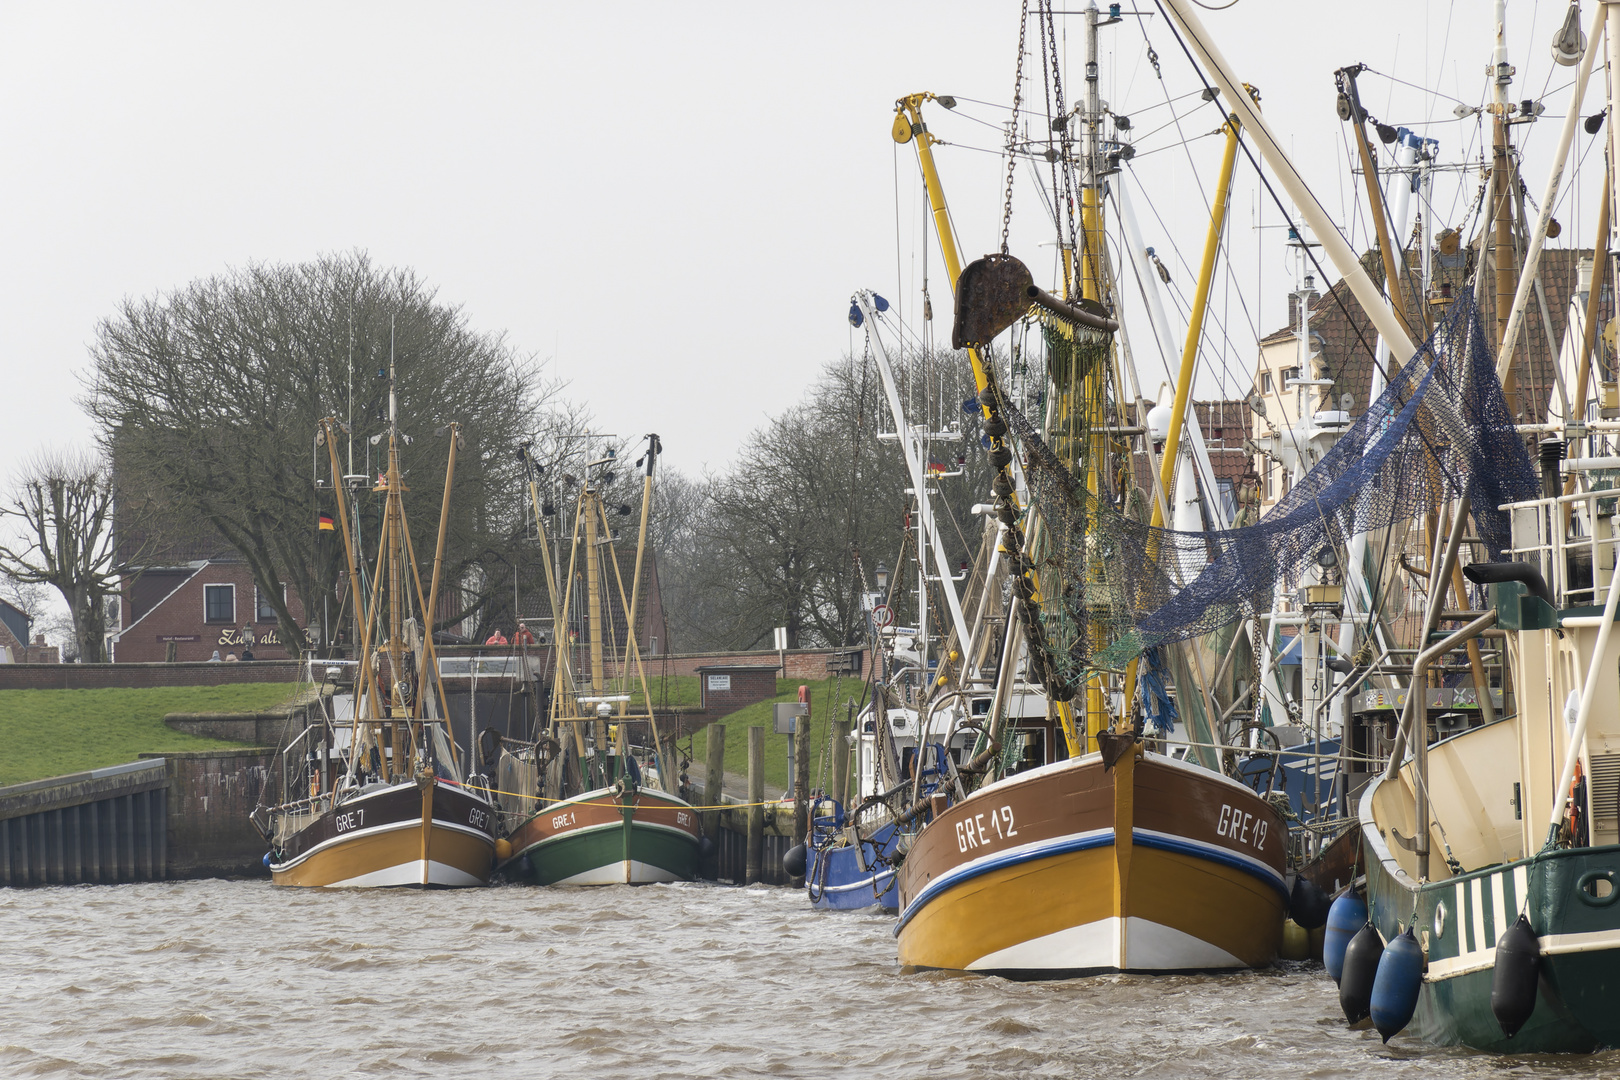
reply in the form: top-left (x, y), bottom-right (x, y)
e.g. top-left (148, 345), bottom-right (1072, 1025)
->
top-left (458, 781), bottom-right (789, 812)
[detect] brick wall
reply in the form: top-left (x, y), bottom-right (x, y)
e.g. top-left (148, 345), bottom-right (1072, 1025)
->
top-left (695, 665), bottom-right (780, 712)
top-left (0, 647), bottom-right (864, 692)
top-left (612, 648), bottom-right (863, 681)
top-left (115, 561), bottom-right (309, 664)
top-left (0, 661), bottom-right (303, 691)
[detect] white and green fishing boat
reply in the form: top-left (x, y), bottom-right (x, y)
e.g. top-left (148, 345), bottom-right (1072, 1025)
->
top-left (494, 433), bottom-right (702, 886)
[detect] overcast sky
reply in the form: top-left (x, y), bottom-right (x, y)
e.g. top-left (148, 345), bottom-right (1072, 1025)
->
top-left (0, 1), bottom-right (1601, 503)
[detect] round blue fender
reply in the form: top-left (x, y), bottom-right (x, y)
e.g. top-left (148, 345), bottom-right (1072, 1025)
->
top-left (1324, 893), bottom-right (1367, 985)
top-left (1370, 927), bottom-right (1424, 1042)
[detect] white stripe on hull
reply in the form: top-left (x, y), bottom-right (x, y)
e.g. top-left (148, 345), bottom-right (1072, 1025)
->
top-left (965, 916), bottom-right (1244, 974)
top-left (821, 870), bottom-right (896, 895)
top-left (323, 859), bottom-right (486, 889)
top-left (551, 859), bottom-right (685, 886)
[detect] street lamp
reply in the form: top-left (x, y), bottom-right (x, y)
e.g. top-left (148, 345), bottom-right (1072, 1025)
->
top-left (875, 562), bottom-right (890, 592)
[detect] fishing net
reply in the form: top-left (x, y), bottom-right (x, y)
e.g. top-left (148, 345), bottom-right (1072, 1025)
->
top-left (998, 292), bottom-right (1538, 682)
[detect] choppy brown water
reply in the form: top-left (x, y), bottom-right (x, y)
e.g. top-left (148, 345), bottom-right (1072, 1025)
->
top-left (1, 880), bottom-right (1616, 1079)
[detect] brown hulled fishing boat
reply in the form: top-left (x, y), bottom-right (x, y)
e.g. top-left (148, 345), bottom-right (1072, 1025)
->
top-left (253, 366), bottom-right (496, 888)
top-left (895, 741), bottom-right (1286, 975)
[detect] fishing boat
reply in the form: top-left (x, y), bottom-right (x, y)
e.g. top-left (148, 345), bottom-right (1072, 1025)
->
top-left (252, 361), bottom-right (498, 888)
top-left (801, 295), bottom-right (993, 913)
top-left (878, 0), bottom-right (1296, 975)
top-left (1340, 2), bottom-right (1620, 1049)
top-left (495, 433), bottom-right (703, 885)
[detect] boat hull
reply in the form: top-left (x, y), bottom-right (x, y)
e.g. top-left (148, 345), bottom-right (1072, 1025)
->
top-left (1361, 787), bottom-right (1620, 1051)
top-left (807, 820), bottom-right (901, 912)
top-left (269, 778), bottom-right (496, 888)
top-left (895, 747), bottom-right (1286, 977)
top-left (503, 785), bottom-right (701, 886)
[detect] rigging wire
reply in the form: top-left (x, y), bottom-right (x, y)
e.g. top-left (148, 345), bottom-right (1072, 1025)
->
top-left (1148, 1), bottom-right (1395, 394)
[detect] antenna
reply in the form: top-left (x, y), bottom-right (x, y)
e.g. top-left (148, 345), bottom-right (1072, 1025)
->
top-left (347, 304), bottom-right (355, 477)
top-left (388, 313), bottom-right (398, 433)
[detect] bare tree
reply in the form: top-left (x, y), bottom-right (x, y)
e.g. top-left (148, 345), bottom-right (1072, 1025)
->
top-left (0, 573), bottom-right (73, 648)
top-left (667, 346), bottom-right (989, 652)
top-left (84, 252), bottom-right (569, 658)
top-left (0, 450), bottom-right (130, 662)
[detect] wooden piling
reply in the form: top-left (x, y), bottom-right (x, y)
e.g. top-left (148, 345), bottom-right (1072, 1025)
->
top-left (703, 723), bottom-right (726, 855)
top-left (746, 726), bottom-right (764, 884)
top-left (793, 690), bottom-right (812, 848)
top-left (833, 715), bottom-right (851, 811)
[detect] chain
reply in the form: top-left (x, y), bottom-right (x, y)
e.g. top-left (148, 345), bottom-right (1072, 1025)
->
top-left (1040, 0), bottom-right (1082, 298)
top-left (1250, 618), bottom-right (1264, 727)
top-left (1000, 0), bottom-right (1030, 256)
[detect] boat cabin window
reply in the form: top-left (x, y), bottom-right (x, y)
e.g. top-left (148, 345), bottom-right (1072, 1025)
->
top-left (1007, 729), bottom-right (1046, 776)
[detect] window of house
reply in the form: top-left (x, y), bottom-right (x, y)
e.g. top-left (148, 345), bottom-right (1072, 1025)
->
top-left (1261, 372), bottom-right (1273, 393)
top-left (204, 584), bottom-right (235, 624)
top-left (256, 584), bottom-right (284, 622)
top-left (1282, 366), bottom-right (1301, 385)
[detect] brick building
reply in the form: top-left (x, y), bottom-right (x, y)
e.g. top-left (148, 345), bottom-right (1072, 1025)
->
top-left (1129, 399), bottom-right (1257, 527)
top-left (0, 598), bottom-right (58, 663)
top-left (1251, 246), bottom-right (1604, 512)
top-left (111, 559), bottom-right (309, 663)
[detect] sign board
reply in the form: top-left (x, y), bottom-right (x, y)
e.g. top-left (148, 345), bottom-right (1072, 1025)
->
top-left (773, 626), bottom-right (788, 651)
top-left (773, 701), bottom-right (808, 735)
top-left (871, 604), bottom-right (894, 628)
top-left (706, 674), bottom-right (732, 692)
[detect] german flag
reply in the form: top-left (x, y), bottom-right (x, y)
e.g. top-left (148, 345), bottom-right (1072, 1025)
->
top-left (318, 512), bottom-right (335, 532)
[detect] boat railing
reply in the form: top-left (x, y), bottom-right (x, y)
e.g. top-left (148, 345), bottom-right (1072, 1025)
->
top-left (1503, 488), bottom-right (1620, 608)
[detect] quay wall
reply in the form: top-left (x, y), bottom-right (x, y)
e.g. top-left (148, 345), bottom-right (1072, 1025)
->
top-left (0, 761), bottom-right (169, 885)
top-left (142, 749), bottom-right (276, 879)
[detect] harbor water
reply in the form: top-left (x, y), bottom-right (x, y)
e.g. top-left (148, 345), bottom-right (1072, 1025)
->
top-left (2, 880), bottom-right (1616, 1079)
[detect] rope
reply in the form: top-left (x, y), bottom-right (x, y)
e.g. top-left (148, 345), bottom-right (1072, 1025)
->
top-left (462, 780), bottom-right (789, 813)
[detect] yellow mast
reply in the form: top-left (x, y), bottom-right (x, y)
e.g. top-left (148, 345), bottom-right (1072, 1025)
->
top-left (894, 94), bottom-right (993, 404)
top-left (318, 419), bottom-right (373, 774)
top-left (521, 448), bottom-right (585, 765)
top-left (895, 89), bottom-right (1086, 756)
top-left (583, 481), bottom-right (610, 777)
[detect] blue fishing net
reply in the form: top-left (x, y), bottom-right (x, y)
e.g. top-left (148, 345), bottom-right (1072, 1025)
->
top-left (999, 293), bottom-right (1538, 676)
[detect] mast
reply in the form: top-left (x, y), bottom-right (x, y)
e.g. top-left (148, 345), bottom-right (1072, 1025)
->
top-left (624, 434), bottom-right (679, 794)
top-left (854, 293), bottom-right (973, 651)
top-left (583, 468), bottom-right (609, 775)
top-left (893, 93), bottom-right (993, 401)
top-left (1118, 111), bottom-right (1242, 726)
top-left (1080, 0), bottom-right (1108, 747)
top-left (1491, 0), bottom-right (1517, 401)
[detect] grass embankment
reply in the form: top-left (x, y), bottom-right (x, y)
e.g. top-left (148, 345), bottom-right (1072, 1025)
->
top-left (0, 683), bottom-right (304, 787)
top-left (630, 675), bottom-right (700, 709)
top-left (685, 677), bottom-right (872, 795)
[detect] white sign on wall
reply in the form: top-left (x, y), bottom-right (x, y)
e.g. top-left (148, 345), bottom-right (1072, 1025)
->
top-left (707, 674), bottom-right (732, 692)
